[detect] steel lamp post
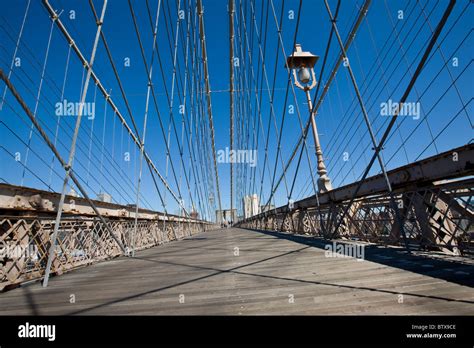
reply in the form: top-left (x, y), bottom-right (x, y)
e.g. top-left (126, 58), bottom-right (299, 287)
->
top-left (286, 44), bottom-right (332, 193)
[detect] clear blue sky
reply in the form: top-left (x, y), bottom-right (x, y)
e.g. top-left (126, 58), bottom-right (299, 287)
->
top-left (0, 0), bottom-right (472, 220)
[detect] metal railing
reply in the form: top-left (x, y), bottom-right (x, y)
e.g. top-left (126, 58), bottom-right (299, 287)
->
top-left (237, 145), bottom-right (474, 257)
top-left (0, 215), bottom-right (214, 291)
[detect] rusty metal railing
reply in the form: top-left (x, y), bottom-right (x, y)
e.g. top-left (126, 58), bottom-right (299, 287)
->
top-left (237, 145), bottom-right (474, 257)
top-left (0, 198), bottom-right (216, 291)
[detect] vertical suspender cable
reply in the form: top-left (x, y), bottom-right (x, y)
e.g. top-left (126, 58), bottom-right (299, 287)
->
top-left (43, 0), bottom-right (115, 288)
top-left (229, 0), bottom-right (235, 224)
top-left (0, 0), bottom-right (30, 111)
top-left (21, 15), bottom-right (56, 186)
top-left (132, 0), bottom-right (162, 256)
top-left (197, 0), bottom-right (223, 216)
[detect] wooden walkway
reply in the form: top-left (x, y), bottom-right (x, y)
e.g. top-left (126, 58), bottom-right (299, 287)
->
top-left (1, 228), bottom-right (473, 315)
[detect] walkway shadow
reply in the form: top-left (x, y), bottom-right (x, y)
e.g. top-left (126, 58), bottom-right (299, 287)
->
top-left (24, 285), bottom-right (40, 315)
top-left (134, 255), bottom-right (474, 306)
top-left (67, 229), bottom-right (473, 315)
top-left (246, 228), bottom-right (474, 288)
top-left (68, 243), bottom-right (312, 314)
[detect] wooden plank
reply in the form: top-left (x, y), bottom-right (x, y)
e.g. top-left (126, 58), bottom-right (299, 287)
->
top-left (0, 228), bottom-right (472, 315)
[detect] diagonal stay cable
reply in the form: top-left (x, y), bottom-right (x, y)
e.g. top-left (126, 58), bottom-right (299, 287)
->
top-left (262, 0), bottom-right (370, 212)
top-left (323, 0), bottom-right (410, 251)
top-left (127, 0), bottom-right (188, 213)
top-left (42, 0), bottom-right (184, 214)
top-left (196, 0), bottom-right (222, 213)
top-left (1, 60), bottom-right (127, 288)
top-left (329, 0), bottom-right (457, 239)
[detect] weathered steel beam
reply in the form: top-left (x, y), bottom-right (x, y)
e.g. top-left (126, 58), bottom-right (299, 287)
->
top-left (238, 176), bottom-right (473, 256)
top-left (0, 183), bottom-right (207, 223)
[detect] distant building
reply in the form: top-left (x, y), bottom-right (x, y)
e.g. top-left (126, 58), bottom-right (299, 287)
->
top-left (243, 194), bottom-right (260, 218)
top-left (97, 192), bottom-right (112, 203)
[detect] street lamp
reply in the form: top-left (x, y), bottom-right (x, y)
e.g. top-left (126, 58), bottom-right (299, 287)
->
top-left (286, 44), bottom-right (332, 193)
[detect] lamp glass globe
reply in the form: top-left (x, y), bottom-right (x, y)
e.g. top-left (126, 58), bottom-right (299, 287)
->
top-left (298, 67), bottom-right (311, 84)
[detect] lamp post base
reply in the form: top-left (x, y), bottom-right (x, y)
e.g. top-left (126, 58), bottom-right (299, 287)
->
top-left (317, 176), bottom-right (333, 193)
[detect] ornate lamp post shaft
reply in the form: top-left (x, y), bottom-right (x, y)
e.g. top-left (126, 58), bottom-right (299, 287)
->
top-left (287, 44), bottom-right (332, 193)
top-left (305, 89), bottom-right (332, 193)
